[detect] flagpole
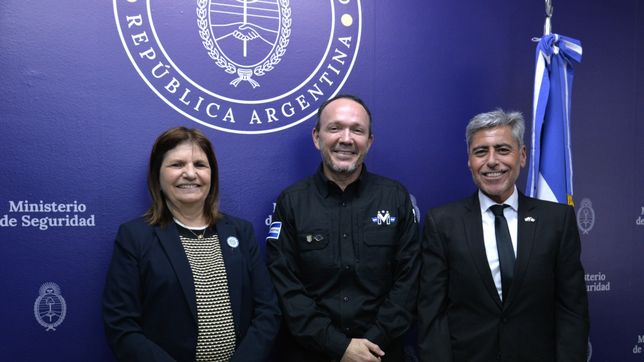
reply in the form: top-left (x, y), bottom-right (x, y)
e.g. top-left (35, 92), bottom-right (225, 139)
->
top-left (543, 0), bottom-right (553, 35)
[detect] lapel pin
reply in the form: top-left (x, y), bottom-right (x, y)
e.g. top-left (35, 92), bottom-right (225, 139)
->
top-left (227, 236), bottom-right (239, 248)
top-left (305, 234), bottom-right (324, 243)
top-left (524, 216), bottom-right (536, 222)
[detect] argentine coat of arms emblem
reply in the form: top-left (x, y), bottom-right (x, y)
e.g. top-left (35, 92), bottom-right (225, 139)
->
top-left (34, 282), bottom-right (67, 331)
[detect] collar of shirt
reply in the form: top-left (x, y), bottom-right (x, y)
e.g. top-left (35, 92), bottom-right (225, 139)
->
top-left (314, 163), bottom-right (368, 198)
top-left (477, 186), bottom-right (519, 214)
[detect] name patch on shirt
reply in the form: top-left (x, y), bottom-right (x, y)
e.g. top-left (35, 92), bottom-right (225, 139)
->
top-left (267, 221), bottom-right (282, 239)
top-left (371, 210), bottom-right (397, 225)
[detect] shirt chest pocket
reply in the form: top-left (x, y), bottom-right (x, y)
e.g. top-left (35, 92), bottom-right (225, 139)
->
top-left (361, 227), bottom-right (397, 277)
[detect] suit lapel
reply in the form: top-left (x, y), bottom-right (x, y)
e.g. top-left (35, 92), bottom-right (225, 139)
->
top-left (463, 194), bottom-right (503, 308)
top-left (503, 193), bottom-right (538, 309)
top-left (155, 223), bottom-right (198, 323)
top-left (216, 216), bottom-right (243, 331)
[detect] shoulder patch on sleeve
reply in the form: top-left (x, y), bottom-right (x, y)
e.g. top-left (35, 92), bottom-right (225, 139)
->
top-left (266, 221), bottom-right (282, 240)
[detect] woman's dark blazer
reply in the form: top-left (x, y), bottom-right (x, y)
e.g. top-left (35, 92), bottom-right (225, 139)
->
top-left (102, 214), bottom-right (281, 362)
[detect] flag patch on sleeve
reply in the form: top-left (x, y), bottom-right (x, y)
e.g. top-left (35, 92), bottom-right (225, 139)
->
top-left (267, 221), bottom-right (282, 239)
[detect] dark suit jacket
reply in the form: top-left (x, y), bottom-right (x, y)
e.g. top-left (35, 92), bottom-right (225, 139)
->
top-left (102, 214), bottom-right (281, 362)
top-left (417, 192), bottom-right (589, 362)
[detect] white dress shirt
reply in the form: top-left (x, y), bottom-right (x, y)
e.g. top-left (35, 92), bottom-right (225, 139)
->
top-left (478, 186), bottom-right (519, 301)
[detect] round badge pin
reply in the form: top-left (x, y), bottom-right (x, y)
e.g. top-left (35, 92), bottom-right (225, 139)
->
top-left (227, 236), bottom-right (239, 248)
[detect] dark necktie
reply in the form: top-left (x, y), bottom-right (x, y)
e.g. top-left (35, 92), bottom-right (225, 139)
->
top-left (490, 204), bottom-right (515, 301)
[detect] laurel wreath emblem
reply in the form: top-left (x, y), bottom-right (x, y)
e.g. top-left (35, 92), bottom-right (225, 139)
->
top-left (196, 0), bottom-right (291, 82)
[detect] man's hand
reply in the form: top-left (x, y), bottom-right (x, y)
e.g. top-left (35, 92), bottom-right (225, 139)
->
top-left (339, 338), bottom-right (385, 362)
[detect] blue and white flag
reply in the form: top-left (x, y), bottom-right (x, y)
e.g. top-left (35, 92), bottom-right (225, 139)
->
top-left (525, 34), bottom-right (582, 206)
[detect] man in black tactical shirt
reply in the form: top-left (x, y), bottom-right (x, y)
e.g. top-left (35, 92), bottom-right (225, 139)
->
top-left (267, 94), bottom-right (420, 362)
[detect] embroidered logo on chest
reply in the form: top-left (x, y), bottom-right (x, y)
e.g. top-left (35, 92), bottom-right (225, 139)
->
top-left (371, 210), bottom-right (396, 225)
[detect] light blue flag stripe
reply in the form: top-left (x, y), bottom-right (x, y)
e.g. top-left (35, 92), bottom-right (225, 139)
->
top-left (526, 34), bottom-right (582, 205)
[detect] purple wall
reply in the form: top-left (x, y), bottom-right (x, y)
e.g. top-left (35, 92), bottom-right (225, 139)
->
top-left (1, 0), bottom-right (642, 360)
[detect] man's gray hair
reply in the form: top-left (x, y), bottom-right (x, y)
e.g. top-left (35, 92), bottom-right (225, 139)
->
top-left (465, 109), bottom-right (525, 149)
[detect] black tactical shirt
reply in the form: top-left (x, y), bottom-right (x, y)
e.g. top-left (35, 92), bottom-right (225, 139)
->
top-left (266, 165), bottom-right (420, 360)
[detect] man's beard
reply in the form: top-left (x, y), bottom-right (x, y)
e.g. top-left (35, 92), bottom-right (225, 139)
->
top-left (319, 142), bottom-right (362, 176)
top-left (326, 158), bottom-right (358, 174)
top-left (322, 148), bottom-right (361, 175)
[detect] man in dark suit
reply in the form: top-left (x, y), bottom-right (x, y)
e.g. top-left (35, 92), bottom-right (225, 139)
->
top-left (417, 109), bottom-right (589, 362)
